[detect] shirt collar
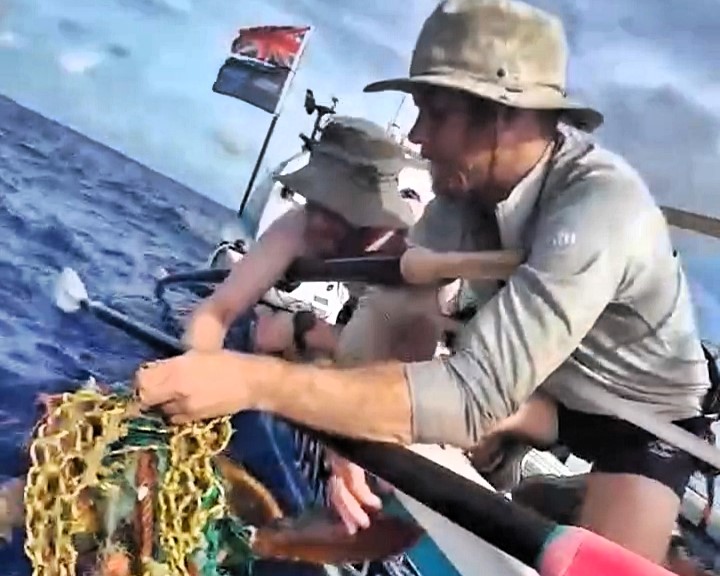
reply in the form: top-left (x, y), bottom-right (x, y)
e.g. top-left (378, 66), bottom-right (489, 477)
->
top-left (495, 144), bottom-right (554, 249)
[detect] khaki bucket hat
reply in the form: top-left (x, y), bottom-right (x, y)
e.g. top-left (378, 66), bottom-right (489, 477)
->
top-left (275, 116), bottom-right (416, 229)
top-left (364, 0), bottom-right (603, 132)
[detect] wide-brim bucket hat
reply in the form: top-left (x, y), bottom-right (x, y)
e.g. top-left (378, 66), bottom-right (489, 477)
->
top-left (275, 116), bottom-right (416, 229)
top-left (364, 0), bottom-right (603, 132)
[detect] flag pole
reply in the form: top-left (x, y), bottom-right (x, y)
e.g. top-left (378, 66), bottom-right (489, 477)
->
top-left (237, 27), bottom-right (313, 218)
top-left (386, 94), bottom-right (407, 134)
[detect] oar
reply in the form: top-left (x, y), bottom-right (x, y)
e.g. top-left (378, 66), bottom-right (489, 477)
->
top-left (53, 267), bottom-right (426, 564)
top-left (53, 267), bottom-right (676, 576)
top-left (55, 267), bottom-right (186, 356)
top-left (150, 248), bottom-right (720, 472)
top-left (153, 249), bottom-right (524, 295)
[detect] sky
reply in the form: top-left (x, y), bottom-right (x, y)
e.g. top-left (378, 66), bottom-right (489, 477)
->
top-left (0, 0), bottom-right (719, 214)
top-left (0, 0), bottom-right (718, 229)
top-left (0, 0), bottom-right (437, 209)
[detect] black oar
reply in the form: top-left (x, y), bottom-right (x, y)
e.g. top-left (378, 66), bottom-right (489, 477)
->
top-left (55, 267), bottom-right (185, 356)
top-left (154, 254), bottom-right (407, 297)
top-left (52, 268), bottom-right (675, 576)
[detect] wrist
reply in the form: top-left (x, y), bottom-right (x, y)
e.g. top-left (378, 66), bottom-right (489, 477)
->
top-left (223, 351), bottom-right (282, 411)
top-left (245, 354), bottom-right (314, 415)
top-left (183, 318), bottom-right (227, 352)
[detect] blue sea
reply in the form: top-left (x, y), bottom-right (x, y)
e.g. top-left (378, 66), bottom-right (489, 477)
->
top-left (0, 94), bottom-right (719, 574)
top-left (0, 94), bottom-right (240, 574)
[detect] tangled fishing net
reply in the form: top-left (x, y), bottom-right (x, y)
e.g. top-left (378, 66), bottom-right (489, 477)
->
top-left (17, 379), bottom-right (423, 576)
top-left (22, 381), bottom-right (279, 576)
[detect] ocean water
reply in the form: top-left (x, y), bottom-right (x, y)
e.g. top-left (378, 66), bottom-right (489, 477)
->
top-left (0, 93), bottom-right (719, 574)
top-left (0, 94), bottom-right (239, 575)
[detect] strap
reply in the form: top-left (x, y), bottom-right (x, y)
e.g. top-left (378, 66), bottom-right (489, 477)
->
top-left (565, 382), bottom-right (720, 472)
top-left (701, 343), bottom-right (720, 416)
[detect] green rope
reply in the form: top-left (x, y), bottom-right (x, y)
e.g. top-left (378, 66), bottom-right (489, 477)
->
top-left (62, 384), bottom-right (259, 575)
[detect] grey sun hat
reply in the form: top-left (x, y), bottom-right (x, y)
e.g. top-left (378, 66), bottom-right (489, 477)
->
top-left (275, 116), bottom-right (416, 229)
top-left (364, 0), bottom-right (603, 132)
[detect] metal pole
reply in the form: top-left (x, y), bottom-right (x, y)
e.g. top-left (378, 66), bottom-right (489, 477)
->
top-left (387, 94), bottom-right (407, 134)
top-left (236, 113), bottom-right (279, 216)
top-left (236, 27), bottom-right (314, 218)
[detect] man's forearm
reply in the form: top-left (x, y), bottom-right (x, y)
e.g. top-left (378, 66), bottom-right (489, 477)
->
top-left (259, 360), bottom-right (414, 444)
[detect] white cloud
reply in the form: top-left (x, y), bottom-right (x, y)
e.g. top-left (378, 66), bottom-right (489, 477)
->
top-left (57, 49), bottom-right (104, 74)
top-left (0, 29), bottom-right (20, 48)
top-left (0, 0), bottom-right (718, 218)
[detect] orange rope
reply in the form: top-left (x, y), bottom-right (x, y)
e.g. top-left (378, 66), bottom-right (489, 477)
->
top-left (100, 551), bottom-right (131, 576)
top-left (133, 451), bottom-right (156, 562)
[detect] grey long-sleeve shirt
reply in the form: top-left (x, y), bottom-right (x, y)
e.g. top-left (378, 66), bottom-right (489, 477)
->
top-left (404, 127), bottom-right (710, 448)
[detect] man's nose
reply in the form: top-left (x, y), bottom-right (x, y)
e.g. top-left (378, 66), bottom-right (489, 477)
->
top-left (407, 119), bottom-right (430, 159)
top-left (407, 119), bottom-right (422, 145)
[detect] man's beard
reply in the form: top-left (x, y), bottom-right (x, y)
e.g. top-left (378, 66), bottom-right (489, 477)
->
top-left (430, 162), bottom-right (471, 199)
top-left (430, 161), bottom-right (505, 210)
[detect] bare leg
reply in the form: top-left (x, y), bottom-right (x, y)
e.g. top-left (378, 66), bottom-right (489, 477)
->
top-left (579, 473), bottom-right (681, 563)
top-left (512, 474), bottom-right (705, 573)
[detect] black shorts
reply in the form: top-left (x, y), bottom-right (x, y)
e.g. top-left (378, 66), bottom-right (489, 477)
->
top-left (556, 403), bottom-right (713, 498)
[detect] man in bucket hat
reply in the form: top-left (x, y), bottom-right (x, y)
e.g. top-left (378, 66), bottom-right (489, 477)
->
top-left (134, 0), bottom-right (714, 565)
top-left (183, 115), bottom-right (419, 358)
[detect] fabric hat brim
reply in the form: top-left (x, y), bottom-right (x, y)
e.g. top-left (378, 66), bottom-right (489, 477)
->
top-left (275, 163), bottom-right (415, 230)
top-left (364, 72), bottom-right (603, 132)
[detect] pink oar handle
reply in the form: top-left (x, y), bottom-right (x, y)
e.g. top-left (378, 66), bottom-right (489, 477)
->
top-left (538, 526), bottom-right (675, 576)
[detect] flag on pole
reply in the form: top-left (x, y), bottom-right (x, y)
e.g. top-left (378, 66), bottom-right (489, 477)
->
top-left (213, 25), bottom-right (311, 114)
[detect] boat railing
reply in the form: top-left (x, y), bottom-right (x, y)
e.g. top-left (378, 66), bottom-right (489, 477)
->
top-left (662, 206), bottom-right (720, 241)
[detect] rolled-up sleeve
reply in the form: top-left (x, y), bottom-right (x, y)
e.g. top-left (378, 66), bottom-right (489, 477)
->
top-left (405, 179), bottom-right (638, 447)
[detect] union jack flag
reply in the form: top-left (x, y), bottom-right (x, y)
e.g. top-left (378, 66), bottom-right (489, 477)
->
top-left (213, 24), bottom-right (311, 114)
top-left (231, 25), bottom-right (311, 69)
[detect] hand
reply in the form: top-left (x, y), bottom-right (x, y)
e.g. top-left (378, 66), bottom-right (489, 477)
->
top-left (326, 452), bottom-right (384, 534)
top-left (133, 349), bottom-right (269, 423)
top-left (253, 311), bottom-right (295, 354)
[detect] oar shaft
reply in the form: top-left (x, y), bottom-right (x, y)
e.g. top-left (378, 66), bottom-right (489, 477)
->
top-left (319, 435), bottom-right (554, 566)
top-left (83, 300), bottom-right (185, 355)
top-left (79, 298), bottom-right (556, 565)
top-left (400, 247), bottom-right (523, 283)
top-left (153, 250), bottom-right (518, 293)
top-left (286, 256), bottom-right (405, 285)
top-left (153, 257), bottom-right (407, 293)
top-left (78, 297), bottom-right (680, 574)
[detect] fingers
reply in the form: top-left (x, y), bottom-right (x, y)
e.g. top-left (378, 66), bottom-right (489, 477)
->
top-left (345, 465), bottom-right (382, 510)
top-left (328, 475), bottom-right (370, 535)
top-left (133, 360), bottom-right (177, 409)
top-left (326, 455), bottom-right (384, 535)
top-left (328, 455), bottom-right (382, 509)
top-left (160, 399), bottom-right (192, 425)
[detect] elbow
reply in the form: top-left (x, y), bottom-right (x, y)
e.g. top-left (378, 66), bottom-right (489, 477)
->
top-left (407, 355), bottom-right (508, 449)
top-left (444, 351), bottom-right (518, 439)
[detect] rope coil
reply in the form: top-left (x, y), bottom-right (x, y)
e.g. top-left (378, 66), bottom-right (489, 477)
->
top-left (21, 384), bottom-right (254, 576)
